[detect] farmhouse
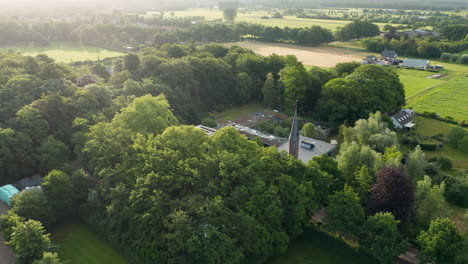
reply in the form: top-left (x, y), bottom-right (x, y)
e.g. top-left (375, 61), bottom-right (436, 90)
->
top-left (391, 109), bottom-right (416, 130)
top-left (401, 59), bottom-right (431, 70)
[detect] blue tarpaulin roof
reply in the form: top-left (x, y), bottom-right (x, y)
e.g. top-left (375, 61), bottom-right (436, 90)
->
top-left (0, 184), bottom-right (20, 206)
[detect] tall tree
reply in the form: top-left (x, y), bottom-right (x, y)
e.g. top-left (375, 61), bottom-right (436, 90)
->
top-left (11, 189), bottom-right (54, 226)
top-left (415, 176), bottom-right (446, 227)
top-left (360, 212), bottom-right (407, 264)
top-left (325, 185), bottom-right (365, 239)
top-left (406, 145), bottom-right (428, 180)
top-left (369, 167), bottom-right (415, 222)
top-left (41, 170), bottom-right (74, 218)
top-left (223, 8), bottom-right (237, 22)
top-left (7, 220), bottom-right (52, 264)
top-left (417, 218), bottom-right (463, 264)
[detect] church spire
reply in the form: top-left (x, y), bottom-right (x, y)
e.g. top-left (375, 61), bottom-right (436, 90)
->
top-left (289, 106), bottom-right (299, 158)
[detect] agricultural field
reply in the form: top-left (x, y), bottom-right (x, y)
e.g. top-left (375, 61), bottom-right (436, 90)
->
top-left (266, 229), bottom-right (378, 264)
top-left (396, 69), bottom-right (445, 98)
top-left (52, 221), bottom-right (130, 264)
top-left (166, 9), bottom-right (397, 30)
top-left (0, 42), bottom-right (124, 63)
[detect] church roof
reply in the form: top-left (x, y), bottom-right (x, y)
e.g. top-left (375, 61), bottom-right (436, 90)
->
top-left (289, 108), bottom-right (299, 142)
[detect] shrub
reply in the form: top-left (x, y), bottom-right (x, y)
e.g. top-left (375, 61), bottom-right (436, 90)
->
top-left (201, 117), bottom-right (217, 128)
top-left (429, 156), bottom-right (453, 171)
top-left (460, 55), bottom-right (468, 65)
top-left (440, 53), bottom-right (451, 61)
top-left (451, 54), bottom-right (460, 62)
top-left (420, 143), bottom-right (438, 151)
top-left (445, 179), bottom-right (468, 207)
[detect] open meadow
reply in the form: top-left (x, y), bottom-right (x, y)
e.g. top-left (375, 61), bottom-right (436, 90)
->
top-left (166, 9), bottom-right (397, 30)
top-left (52, 221), bottom-right (130, 264)
top-left (0, 42), bottom-right (124, 63)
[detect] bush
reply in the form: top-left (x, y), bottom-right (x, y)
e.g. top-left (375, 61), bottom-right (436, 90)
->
top-left (445, 180), bottom-right (468, 207)
top-left (201, 117), bottom-right (217, 128)
top-left (420, 143), bottom-right (437, 151)
top-left (451, 54), bottom-right (460, 62)
top-left (440, 53), bottom-right (451, 61)
top-left (429, 156), bottom-right (453, 171)
top-left (461, 55), bottom-right (468, 65)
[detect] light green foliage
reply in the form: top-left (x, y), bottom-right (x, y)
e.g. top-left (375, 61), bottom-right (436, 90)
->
top-left (337, 142), bottom-right (383, 179)
top-left (262, 72), bottom-right (283, 110)
top-left (416, 176), bottom-right (446, 227)
top-left (354, 165), bottom-right (373, 204)
top-left (7, 220), bottom-right (52, 264)
top-left (301, 122), bottom-right (316, 138)
top-left (42, 170), bottom-right (73, 218)
top-left (325, 185), bottom-right (365, 239)
top-left (113, 94), bottom-right (178, 136)
top-left (351, 112), bottom-right (399, 152)
top-left (417, 218), bottom-right (463, 264)
top-left (37, 136), bottom-right (69, 174)
top-left (11, 188), bottom-right (54, 226)
top-left (0, 212), bottom-right (24, 241)
top-left (360, 212), bottom-right (406, 264)
top-left (383, 146), bottom-right (403, 167)
top-left (406, 145), bottom-right (428, 180)
top-left (33, 252), bottom-right (63, 264)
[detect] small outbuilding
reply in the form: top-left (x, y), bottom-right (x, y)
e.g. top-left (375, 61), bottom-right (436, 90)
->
top-left (13, 174), bottom-right (43, 191)
top-left (0, 184), bottom-right (20, 206)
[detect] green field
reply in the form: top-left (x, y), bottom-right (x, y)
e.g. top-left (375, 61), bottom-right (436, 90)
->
top-left (52, 221), bottom-right (130, 264)
top-left (411, 116), bottom-right (468, 169)
top-left (165, 9), bottom-right (397, 30)
top-left (397, 69), bottom-right (445, 98)
top-left (267, 229), bottom-right (377, 264)
top-left (0, 42), bottom-right (124, 63)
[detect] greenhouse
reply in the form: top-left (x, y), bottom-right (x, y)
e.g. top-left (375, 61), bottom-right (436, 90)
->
top-left (0, 184), bottom-right (20, 206)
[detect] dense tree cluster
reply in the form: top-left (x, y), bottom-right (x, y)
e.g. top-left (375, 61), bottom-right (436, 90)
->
top-left (335, 20), bottom-right (380, 40)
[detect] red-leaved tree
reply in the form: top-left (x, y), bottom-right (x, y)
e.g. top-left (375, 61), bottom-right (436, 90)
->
top-left (369, 166), bottom-right (415, 221)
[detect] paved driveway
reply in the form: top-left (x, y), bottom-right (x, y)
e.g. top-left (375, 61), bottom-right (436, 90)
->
top-left (0, 201), bottom-right (16, 264)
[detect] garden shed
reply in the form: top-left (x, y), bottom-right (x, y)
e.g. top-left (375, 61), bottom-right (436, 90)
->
top-left (0, 184), bottom-right (19, 206)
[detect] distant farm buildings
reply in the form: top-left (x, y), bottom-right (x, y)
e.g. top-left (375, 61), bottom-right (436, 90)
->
top-left (363, 50), bottom-right (443, 70)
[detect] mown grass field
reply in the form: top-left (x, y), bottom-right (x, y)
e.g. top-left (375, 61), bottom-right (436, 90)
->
top-left (411, 116), bottom-right (468, 169)
top-left (52, 221), bottom-right (130, 264)
top-left (166, 9), bottom-right (397, 30)
top-left (0, 42), bottom-right (123, 63)
top-left (397, 69), bottom-right (445, 98)
top-left (266, 229), bottom-right (377, 264)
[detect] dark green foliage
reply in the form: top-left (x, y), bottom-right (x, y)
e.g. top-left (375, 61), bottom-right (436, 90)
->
top-left (325, 185), bottom-right (365, 240)
top-left (429, 156), bottom-right (453, 171)
top-left (201, 117), bottom-right (217, 128)
top-left (82, 125), bottom-right (322, 263)
top-left (440, 52), bottom-right (451, 61)
top-left (316, 65), bottom-right (405, 124)
top-left (335, 20), bottom-right (380, 40)
top-left (417, 218), bottom-right (463, 264)
top-left (334, 61), bottom-right (361, 76)
top-left (461, 55), bottom-right (468, 64)
top-left (42, 170), bottom-right (74, 218)
top-left (360, 212), bottom-right (406, 264)
top-left (447, 127), bottom-right (466, 147)
top-left (445, 173), bottom-right (468, 207)
top-left (11, 188), bottom-right (55, 226)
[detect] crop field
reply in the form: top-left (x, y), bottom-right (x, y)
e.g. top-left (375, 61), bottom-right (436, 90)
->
top-left (0, 42), bottom-right (123, 63)
top-left (166, 9), bottom-right (396, 30)
top-left (52, 221), bottom-right (130, 264)
top-left (231, 41), bottom-right (365, 67)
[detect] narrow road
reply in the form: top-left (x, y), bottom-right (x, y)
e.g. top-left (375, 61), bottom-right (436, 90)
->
top-left (0, 202), bottom-right (16, 264)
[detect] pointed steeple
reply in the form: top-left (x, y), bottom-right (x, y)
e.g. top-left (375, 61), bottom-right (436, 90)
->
top-left (289, 106), bottom-right (299, 158)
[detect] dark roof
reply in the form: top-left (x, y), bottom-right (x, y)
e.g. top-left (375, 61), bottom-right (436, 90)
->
top-left (289, 108), bottom-right (299, 142)
top-left (392, 111), bottom-right (413, 126)
top-left (381, 50), bottom-right (397, 59)
top-left (13, 175), bottom-right (42, 190)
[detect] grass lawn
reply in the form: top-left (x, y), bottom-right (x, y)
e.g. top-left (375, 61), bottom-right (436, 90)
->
top-left (410, 116), bottom-right (468, 169)
top-left (397, 69), bottom-right (444, 98)
top-left (52, 221), bottom-right (130, 264)
top-left (406, 74), bottom-right (468, 122)
top-left (210, 101), bottom-right (264, 120)
top-left (266, 229), bottom-right (377, 264)
top-left (0, 42), bottom-right (124, 63)
top-left (165, 9), bottom-right (398, 30)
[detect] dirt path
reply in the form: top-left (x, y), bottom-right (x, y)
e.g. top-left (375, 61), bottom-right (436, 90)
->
top-left (231, 41), bottom-right (369, 67)
top-left (0, 202), bottom-right (16, 264)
